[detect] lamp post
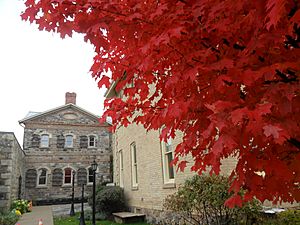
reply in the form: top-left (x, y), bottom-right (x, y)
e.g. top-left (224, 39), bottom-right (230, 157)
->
top-left (91, 160), bottom-right (98, 225)
top-left (70, 170), bottom-right (75, 216)
top-left (79, 184), bottom-right (86, 225)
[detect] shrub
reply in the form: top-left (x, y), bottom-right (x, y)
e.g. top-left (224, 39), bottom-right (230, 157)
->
top-left (88, 186), bottom-right (126, 216)
top-left (0, 211), bottom-right (20, 225)
top-left (164, 174), bottom-right (262, 225)
top-left (261, 210), bottom-right (300, 225)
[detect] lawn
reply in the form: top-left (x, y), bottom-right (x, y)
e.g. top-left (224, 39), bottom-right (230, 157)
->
top-left (53, 215), bottom-right (149, 225)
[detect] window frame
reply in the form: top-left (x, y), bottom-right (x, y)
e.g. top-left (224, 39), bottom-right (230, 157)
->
top-left (130, 142), bottom-right (138, 189)
top-left (119, 149), bottom-right (124, 188)
top-left (87, 167), bottom-right (94, 185)
top-left (37, 168), bottom-right (48, 187)
top-left (161, 137), bottom-right (175, 184)
top-left (65, 135), bottom-right (74, 148)
top-left (88, 135), bottom-right (97, 148)
top-left (63, 168), bottom-right (73, 185)
top-left (40, 134), bottom-right (49, 148)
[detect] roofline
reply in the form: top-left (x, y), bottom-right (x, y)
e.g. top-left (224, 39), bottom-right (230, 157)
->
top-left (104, 80), bottom-right (118, 98)
top-left (19, 103), bottom-right (101, 124)
top-left (0, 131), bottom-right (26, 156)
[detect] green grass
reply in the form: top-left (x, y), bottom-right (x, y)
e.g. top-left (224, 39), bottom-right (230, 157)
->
top-left (53, 214), bottom-right (149, 225)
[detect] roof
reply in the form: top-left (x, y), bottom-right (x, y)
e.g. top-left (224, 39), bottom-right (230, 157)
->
top-left (19, 103), bottom-right (109, 126)
top-left (104, 80), bottom-right (118, 98)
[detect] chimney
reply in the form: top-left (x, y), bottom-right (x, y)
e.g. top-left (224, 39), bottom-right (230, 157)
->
top-left (65, 92), bottom-right (76, 105)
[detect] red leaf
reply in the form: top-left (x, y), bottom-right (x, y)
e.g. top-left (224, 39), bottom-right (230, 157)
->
top-left (176, 160), bottom-right (187, 172)
top-left (97, 75), bottom-right (110, 89)
top-left (225, 194), bottom-right (243, 208)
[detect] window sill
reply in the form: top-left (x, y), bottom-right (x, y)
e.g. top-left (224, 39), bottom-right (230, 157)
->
top-left (163, 182), bottom-right (176, 189)
top-left (131, 186), bottom-right (139, 191)
top-left (62, 184), bottom-right (72, 188)
top-left (36, 185), bottom-right (48, 188)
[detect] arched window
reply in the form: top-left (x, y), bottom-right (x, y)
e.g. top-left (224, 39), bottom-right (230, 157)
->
top-left (37, 168), bottom-right (48, 186)
top-left (65, 135), bottom-right (73, 148)
top-left (40, 134), bottom-right (49, 148)
top-left (88, 135), bottom-right (96, 148)
top-left (64, 168), bottom-right (73, 184)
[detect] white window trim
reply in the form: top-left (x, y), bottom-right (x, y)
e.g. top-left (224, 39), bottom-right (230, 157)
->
top-left (37, 168), bottom-right (48, 187)
top-left (130, 142), bottom-right (138, 188)
top-left (88, 135), bottom-right (97, 148)
top-left (40, 134), bottom-right (50, 148)
top-left (119, 149), bottom-right (124, 188)
top-left (87, 167), bottom-right (94, 186)
top-left (63, 167), bottom-right (75, 186)
top-left (161, 138), bottom-right (175, 184)
top-left (64, 134), bottom-right (74, 148)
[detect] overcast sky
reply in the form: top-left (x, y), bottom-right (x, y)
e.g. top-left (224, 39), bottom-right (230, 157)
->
top-left (0, 0), bottom-right (106, 144)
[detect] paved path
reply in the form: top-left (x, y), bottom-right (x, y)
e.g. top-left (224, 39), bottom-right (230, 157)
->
top-left (17, 206), bottom-right (54, 225)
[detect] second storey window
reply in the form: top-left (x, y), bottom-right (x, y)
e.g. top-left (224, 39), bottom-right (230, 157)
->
top-left (88, 135), bottom-right (96, 148)
top-left (37, 168), bottom-right (47, 186)
top-left (65, 135), bottom-right (73, 148)
top-left (40, 134), bottom-right (49, 148)
top-left (130, 142), bottom-right (138, 188)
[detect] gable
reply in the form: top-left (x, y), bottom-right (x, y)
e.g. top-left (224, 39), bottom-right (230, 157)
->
top-left (20, 104), bottom-right (102, 126)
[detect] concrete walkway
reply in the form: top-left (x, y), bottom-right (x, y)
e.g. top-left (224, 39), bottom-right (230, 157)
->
top-left (17, 206), bottom-right (54, 225)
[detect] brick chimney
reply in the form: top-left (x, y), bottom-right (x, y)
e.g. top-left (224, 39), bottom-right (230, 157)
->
top-left (65, 92), bottom-right (76, 105)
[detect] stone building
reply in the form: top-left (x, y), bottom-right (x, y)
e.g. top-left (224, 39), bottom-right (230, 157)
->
top-left (0, 132), bottom-right (25, 211)
top-left (19, 92), bottom-right (112, 204)
top-left (105, 85), bottom-right (237, 224)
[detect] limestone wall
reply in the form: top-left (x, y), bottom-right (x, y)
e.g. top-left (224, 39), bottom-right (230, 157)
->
top-left (112, 123), bottom-right (238, 223)
top-left (0, 132), bottom-right (24, 211)
top-left (23, 123), bottom-right (112, 202)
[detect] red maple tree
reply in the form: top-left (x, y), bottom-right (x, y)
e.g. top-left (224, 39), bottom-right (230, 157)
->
top-left (22, 0), bottom-right (300, 206)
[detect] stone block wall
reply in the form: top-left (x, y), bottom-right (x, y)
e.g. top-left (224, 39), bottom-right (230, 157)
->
top-left (23, 123), bottom-right (112, 203)
top-left (0, 132), bottom-right (25, 211)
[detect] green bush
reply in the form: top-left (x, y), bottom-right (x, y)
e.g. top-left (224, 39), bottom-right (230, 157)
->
top-left (0, 211), bottom-right (20, 225)
top-left (163, 174), bottom-right (262, 225)
top-left (261, 210), bottom-right (300, 225)
top-left (88, 186), bottom-right (126, 216)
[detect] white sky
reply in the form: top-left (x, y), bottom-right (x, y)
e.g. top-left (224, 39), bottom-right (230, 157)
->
top-left (0, 0), bottom-right (106, 144)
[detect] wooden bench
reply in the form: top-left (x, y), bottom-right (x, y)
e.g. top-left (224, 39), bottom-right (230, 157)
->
top-left (112, 212), bottom-right (145, 224)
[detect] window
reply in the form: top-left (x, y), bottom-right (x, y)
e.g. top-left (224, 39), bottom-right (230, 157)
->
top-left (162, 138), bottom-right (175, 183)
top-left (88, 135), bottom-right (96, 148)
top-left (37, 168), bottom-right (47, 186)
top-left (64, 168), bottom-right (73, 184)
top-left (119, 150), bottom-right (124, 187)
top-left (130, 142), bottom-right (138, 188)
top-left (40, 134), bottom-right (49, 148)
top-left (88, 167), bottom-right (94, 184)
top-left (65, 135), bottom-right (73, 148)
